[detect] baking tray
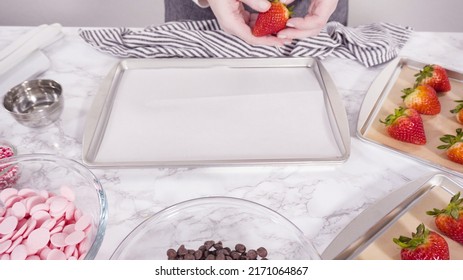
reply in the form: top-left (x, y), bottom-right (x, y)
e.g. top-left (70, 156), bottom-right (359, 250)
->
top-left (322, 173), bottom-right (463, 260)
top-left (357, 57), bottom-right (463, 177)
top-left (82, 57), bottom-right (350, 167)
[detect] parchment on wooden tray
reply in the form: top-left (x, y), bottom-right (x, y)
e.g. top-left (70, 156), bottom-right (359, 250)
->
top-left (356, 185), bottom-right (463, 260)
top-left (359, 58), bottom-right (463, 175)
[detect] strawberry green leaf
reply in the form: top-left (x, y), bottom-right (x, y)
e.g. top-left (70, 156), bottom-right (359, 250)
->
top-left (414, 64), bottom-right (434, 87)
top-left (427, 192), bottom-right (462, 219)
top-left (450, 100), bottom-right (463, 114)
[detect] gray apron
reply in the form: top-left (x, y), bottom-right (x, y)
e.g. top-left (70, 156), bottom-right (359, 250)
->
top-left (164, 0), bottom-right (348, 25)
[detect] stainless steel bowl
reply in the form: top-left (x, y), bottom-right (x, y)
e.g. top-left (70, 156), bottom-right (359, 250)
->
top-left (3, 79), bottom-right (64, 128)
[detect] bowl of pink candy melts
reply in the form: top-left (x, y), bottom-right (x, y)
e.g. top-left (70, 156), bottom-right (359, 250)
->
top-left (0, 154), bottom-right (107, 260)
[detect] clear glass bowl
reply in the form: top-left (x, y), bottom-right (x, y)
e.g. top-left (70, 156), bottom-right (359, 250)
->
top-left (111, 196), bottom-right (320, 260)
top-left (0, 154), bottom-right (107, 259)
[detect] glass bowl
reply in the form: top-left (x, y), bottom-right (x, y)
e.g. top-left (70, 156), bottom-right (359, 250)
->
top-left (0, 154), bottom-right (107, 260)
top-left (110, 196), bottom-right (320, 260)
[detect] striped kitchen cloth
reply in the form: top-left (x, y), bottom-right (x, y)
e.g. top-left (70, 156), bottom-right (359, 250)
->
top-left (79, 19), bottom-right (412, 67)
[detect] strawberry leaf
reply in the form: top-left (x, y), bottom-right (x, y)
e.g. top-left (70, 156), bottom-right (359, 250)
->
top-left (414, 64), bottom-right (434, 87)
top-left (393, 224), bottom-right (429, 249)
top-left (450, 100), bottom-right (463, 114)
top-left (401, 87), bottom-right (414, 100)
top-left (428, 192), bottom-right (462, 219)
top-left (437, 130), bottom-right (463, 150)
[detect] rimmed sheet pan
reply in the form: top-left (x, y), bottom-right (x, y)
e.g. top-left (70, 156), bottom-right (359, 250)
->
top-left (83, 57), bottom-right (350, 167)
top-left (357, 57), bottom-right (463, 177)
top-left (322, 173), bottom-right (463, 260)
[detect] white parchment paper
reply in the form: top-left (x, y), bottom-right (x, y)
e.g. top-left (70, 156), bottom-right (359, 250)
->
top-left (95, 66), bottom-right (342, 163)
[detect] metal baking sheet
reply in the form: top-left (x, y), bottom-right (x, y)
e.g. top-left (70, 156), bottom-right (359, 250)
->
top-left (322, 173), bottom-right (463, 260)
top-left (357, 57), bottom-right (463, 177)
top-left (83, 57), bottom-right (350, 167)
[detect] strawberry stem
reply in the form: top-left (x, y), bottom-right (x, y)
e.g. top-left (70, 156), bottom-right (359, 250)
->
top-left (427, 192), bottom-right (462, 220)
top-left (437, 128), bottom-right (463, 150)
top-left (414, 64), bottom-right (434, 87)
top-left (393, 223), bottom-right (429, 249)
top-left (380, 107), bottom-right (406, 126)
top-left (401, 87), bottom-right (414, 100)
top-left (450, 100), bottom-right (463, 114)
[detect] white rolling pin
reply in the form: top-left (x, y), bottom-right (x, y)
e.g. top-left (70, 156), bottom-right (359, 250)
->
top-left (0, 23), bottom-right (63, 77)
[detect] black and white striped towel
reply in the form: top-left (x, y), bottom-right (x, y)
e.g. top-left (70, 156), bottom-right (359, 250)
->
top-left (79, 20), bottom-right (412, 67)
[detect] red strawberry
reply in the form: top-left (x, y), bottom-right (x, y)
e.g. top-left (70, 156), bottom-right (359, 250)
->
top-left (427, 192), bottom-right (463, 244)
top-left (252, 0), bottom-right (291, 37)
top-left (437, 128), bottom-right (463, 164)
top-left (401, 85), bottom-right (441, 115)
top-left (380, 107), bottom-right (426, 145)
top-left (393, 223), bottom-right (449, 260)
top-left (450, 100), bottom-right (463, 124)
top-left (414, 64), bottom-right (451, 92)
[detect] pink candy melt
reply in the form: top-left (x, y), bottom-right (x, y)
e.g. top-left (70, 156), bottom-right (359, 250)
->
top-left (75, 215), bottom-right (92, 231)
top-left (64, 230), bottom-right (85, 246)
top-left (60, 186), bottom-right (75, 202)
top-left (0, 216), bottom-right (18, 235)
top-left (0, 187), bottom-right (93, 260)
top-left (10, 244), bottom-right (27, 260)
top-left (27, 228), bottom-right (50, 250)
top-left (47, 249), bottom-right (66, 260)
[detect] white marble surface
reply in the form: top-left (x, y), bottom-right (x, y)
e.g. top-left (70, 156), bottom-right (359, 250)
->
top-left (0, 27), bottom-right (462, 260)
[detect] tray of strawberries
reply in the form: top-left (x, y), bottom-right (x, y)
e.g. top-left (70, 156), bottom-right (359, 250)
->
top-left (321, 173), bottom-right (463, 260)
top-left (357, 57), bottom-right (463, 177)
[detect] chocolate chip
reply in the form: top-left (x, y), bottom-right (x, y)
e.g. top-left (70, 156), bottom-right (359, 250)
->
top-left (194, 250), bottom-right (203, 260)
top-left (167, 248), bottom-right (177, 259)
top-left (204, 240), bottom-right (215, 250)
top-left (216, 252), bottom-right (226, 260)
top-left (235, 243), bottom-right (246, 253)
top-left (177, 245), bottom-right (188, 256)
top-left (184, 253), bottom-right (195, 260)
top-left (213, 241), bottom-right (223, 250)
top-left (247, 249), bottom-right (257, 260)
top-left (257, 247), bottom-right (268, 258)
top-left (231, 251), bottom-right (241, 260)
top-left (166, 241), bottom-right (269, 260)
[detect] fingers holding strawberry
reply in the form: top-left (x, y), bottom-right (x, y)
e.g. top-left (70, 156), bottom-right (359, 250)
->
top-left (427, 192), bottom-right (463, 244)
top-left (393, 223), bottom-right (450, 260)
top-left (208, 0), bottom-right (288, 46)
top-left (252, 0), bottom-right (292, 37)
top-left (380, 107), bottom-right (427, 145)
top-left (276, 0), bottom-right (339, 39)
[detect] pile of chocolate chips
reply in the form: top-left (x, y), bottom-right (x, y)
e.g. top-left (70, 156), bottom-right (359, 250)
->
top-left (166, 240), bottom-right (268, 260)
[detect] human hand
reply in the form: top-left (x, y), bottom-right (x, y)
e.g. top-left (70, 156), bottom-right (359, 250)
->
top-left (277, 0), bottom-right (338, 39)
top-left (207, 0), bottom-right (290, 46)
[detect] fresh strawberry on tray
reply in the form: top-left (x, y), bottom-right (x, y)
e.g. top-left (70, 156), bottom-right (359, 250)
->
top-left (357, 57), bottom-right (463, 177)
top-left (322, 173), bottom-right (463, 260)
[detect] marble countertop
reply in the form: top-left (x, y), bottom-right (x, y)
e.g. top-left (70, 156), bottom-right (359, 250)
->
top-left (1, 26), bottom-right (462, 260)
